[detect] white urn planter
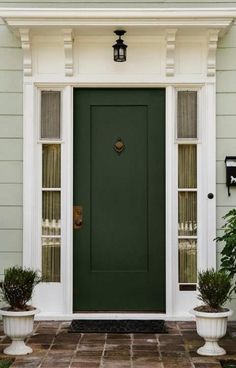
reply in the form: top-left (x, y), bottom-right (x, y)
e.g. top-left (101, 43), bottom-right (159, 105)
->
top-left (0, 308), bottom-right (39, 355)
top-left (191, 308), bottom-right (233, 356)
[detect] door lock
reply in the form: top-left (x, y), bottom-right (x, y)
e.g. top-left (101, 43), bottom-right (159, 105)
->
top-left (73, 206), bottom-right (83, 229)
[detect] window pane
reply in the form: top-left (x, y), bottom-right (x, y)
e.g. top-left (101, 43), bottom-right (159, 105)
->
top-left (177, 91), bottom-right (197, 138)
top-left (179, 239), bottom-right (197, 283)
top-left (42, 144), bottom-right (61, 188)
top-left (42, 238), bottom-right (60, 282)
top-left (42, 191), bottom-right (61, 235)
top-left (178, 145), bottom-right (197, 188)
top-left (41, 91), bottom-right (60, 139)
top-left (178, 192), bottom-right (197, 236)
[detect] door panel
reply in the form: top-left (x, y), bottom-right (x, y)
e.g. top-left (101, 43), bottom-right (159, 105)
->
top-left (73, 89), bottom-right (165, 311)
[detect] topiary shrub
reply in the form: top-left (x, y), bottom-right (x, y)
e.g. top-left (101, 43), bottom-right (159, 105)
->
top-left (196, 268), bottom-right (232, 312)
top-left (0, 266), bottom-right (41, 311)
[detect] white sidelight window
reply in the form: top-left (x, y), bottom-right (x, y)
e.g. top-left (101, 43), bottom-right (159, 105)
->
top-left (40, 91), bottom-right (62, 282)
top-left (177, 91), bottom-right (198, 290)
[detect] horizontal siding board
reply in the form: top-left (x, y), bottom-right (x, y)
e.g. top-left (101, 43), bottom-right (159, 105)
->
top-left (217, 183), bottom-right (236, 206)
top-left (216, 229), bottom-right (224, 253)
top-left (216, 115), bottom-right (236, 137)
top-left (217, 48), bottom-right (236, 71)
top-left (0, 252), bottom-right (22, 275)
top-left (216, 160), bottom-right (225, 184)
top-left (0, 161), bottom-right (22, 183)
top-left (0, 116), bottom-right (22, 138)
top-left (216, 93), bottom-right (236, 115)
top-left (216, 138), bottom-right (236, 160)
top-left (0, 93), bottom-right (22, 115)
top-left (0, 71), bottom-right (23, 93)
top-left (226, 298), bottom-right (236, 316)
top-left (0, 230), bottom-right (22, 252)
top-left (0, 139), bottom-right (22, 160)
top-left (0, 48), bottom-right (22, 70)
top-left (0, 206), bottom-right (22, 229)
top-left (217, 71), bottom-right (236, 93)
top-left (0, 25), bottom-right (21, 47)
top-left (218, 25), bottom-right (236, 48)
top-left (0, 184), bottom-right (22, 205)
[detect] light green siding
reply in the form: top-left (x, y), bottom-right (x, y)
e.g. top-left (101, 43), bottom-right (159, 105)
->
top-left (0, 23), bottom-right (22, 277)
top-left (0, 116), bottom-right (22, 137)
top-left (0, 71), bottom-right (23, 93)
top-left (0, 162), bottom-right (22, 182)
top-left (0, 230), bottom-right (22, 252)
top-left (216, 23), bottom-right (236, 309)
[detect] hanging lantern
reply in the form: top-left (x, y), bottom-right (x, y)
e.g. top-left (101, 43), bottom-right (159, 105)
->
top-left (113, 30), bottom-right (127, 62)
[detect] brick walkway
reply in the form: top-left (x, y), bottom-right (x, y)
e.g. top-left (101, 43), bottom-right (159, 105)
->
top-left (0, 321), bottom-right (236, 367)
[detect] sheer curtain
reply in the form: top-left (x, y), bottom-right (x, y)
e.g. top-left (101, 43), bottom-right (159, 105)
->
top-left (177, 91), bottom-right (198, 284)
top-left (177, 91), bottom-right (197, 139)
top-left (41, 91), bottom-right (61, 283)
top-left (42, 145), bottom-right (61, 282)
top-left (41, 91), bottom-right (61, 139)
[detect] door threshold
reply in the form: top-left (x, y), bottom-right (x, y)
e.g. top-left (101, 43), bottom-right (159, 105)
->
top-left (35, 312), bottom-right (194, 321)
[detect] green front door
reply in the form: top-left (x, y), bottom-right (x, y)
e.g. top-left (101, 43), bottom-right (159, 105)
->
top-left (73, 89), bottom-right (165, 312)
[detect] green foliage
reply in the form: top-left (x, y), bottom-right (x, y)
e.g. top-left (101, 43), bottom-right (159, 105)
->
top-left (0, 360), bottom-right (13, 368)
top-left (0, 266), bottom-right (41, 311)
top-left (197, 268), bottom-right (231, 311)
top-left (215, 209), bottom-right (236, 294)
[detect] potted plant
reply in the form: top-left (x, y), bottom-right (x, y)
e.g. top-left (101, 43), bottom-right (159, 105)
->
top-left (191, 268), bottom-right (233, 356)
top-left (0, 266), bottom-right (41, 356)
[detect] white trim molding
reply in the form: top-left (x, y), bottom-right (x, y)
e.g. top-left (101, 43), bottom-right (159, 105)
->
top-left (165, 29), bottom-right (177, 77)
top-left (19, 28), bottom-right (32, 76)
top-left (63, 29), bottom-right (74, 77)
top-left (207, 30), bottom-right (219, 77)
top-left (0, 8), bottom-right (233, 35)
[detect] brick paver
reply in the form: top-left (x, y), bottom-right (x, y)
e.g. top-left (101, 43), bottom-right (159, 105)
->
top-left (0, 321), bottom-right (235, 367)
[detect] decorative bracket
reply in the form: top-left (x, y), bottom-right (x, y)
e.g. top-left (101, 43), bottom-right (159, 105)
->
top-left (63, 29), bottom-right (74, 77)
top-left (165, 29), bottom-right (177, 77)
top-left (19, 28), bottom-right (32, 77)
top-left (207, 29), bottom-right (219, 77)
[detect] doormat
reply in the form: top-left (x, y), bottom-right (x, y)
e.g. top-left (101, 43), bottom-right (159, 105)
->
top-left (69, 319), bottom-right (166, 333)
top-left (220, 361), bottom-right (236, 368)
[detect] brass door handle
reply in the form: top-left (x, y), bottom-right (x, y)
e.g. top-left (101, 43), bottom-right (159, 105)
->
top-left (73, 206), bottom-right (83, 229)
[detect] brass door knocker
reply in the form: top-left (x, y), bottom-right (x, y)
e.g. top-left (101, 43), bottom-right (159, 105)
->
top-left (114, 138), bottom-right (125, 155)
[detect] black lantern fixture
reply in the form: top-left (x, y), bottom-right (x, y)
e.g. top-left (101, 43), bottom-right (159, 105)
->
top-left (113, 30), bottom-right (127, 62)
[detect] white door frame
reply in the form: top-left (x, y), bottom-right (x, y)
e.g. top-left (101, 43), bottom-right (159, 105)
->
top-left (22, 81), bottom-right (216, 319)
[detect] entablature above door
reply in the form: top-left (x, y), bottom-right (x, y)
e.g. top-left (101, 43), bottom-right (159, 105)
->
top-left (1, 7), bottom-right (233, 80)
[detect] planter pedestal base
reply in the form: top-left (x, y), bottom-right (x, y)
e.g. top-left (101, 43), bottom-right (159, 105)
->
top-left (4, 341), bottom-right (32, 356)
top-left (0, 308), bottom-right (39, 356)
top-left (191, 308), bottom-right (233, 357)
top-left (197, 341), bottom-right (226, 356)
